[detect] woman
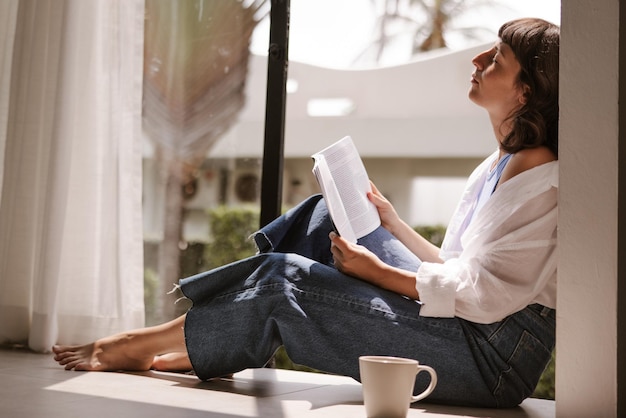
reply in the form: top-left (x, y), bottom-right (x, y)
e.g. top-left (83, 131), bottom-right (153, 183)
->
top-left (53, 18), bottom-right (559, 408)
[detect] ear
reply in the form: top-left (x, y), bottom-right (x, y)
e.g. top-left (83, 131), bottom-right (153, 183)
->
top-left (518, 83), bottom-right (531, 105)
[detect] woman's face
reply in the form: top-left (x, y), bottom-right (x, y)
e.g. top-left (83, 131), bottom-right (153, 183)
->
top-left (469, 41), bottom-right (527, 119)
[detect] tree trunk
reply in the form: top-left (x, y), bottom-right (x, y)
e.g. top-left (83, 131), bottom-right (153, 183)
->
top-left (156, 156), bottom-right (184, 322)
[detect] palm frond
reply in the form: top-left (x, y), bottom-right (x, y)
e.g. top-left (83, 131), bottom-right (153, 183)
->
top-left (143, 0), bottom-right (268, 163)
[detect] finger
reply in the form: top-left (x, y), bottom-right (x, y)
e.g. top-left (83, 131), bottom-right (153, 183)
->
top-left (368, 186), bottom-right (388, 207)
top-left (368, 191), bottom-right (383, 207)
top-left (368, 183), bottom-right (380, 200)
top-left (329, 243), bottom-right (337, 256)
top-left (370, 181), bottom-right (387, 200)
top-left (329, 231), bottom-right (347, 247)
top-left (330, 248), bottom-right (342, 270)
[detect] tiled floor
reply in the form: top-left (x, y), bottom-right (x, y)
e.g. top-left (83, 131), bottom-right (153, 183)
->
top-left (0, 347), bottom-right (555, 418)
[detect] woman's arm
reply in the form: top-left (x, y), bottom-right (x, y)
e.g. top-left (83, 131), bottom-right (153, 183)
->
top-left (329, 231), bottom-right (420, 300)
top-left (328, 181), bottom-right (445, 300)
top-left (368, 182), bottom-right (443, 263)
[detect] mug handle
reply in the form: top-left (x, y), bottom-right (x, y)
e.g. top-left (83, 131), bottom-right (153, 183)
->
top-left (410, 365), bottom-right (438, 403)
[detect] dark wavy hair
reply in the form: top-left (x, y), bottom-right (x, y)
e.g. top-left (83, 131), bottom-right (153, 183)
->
top-left (498, 18), bottom-right (560, 156)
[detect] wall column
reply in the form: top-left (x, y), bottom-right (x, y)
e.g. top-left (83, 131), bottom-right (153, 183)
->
top-left (557, 0), bottom-right (625, 416)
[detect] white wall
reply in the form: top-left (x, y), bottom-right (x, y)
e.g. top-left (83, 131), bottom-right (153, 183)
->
top-left (208, 45), bottom-right (495, 160)
top-left (557, 1), bottom-right (623, 416)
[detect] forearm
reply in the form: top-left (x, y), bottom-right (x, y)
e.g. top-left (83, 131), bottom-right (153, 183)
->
top-left (387, 219), bottom-right (443, 263)
top-left (365, 263), bottom-right (421, 300)
top-left (329, 226), bottom-right (425, 300)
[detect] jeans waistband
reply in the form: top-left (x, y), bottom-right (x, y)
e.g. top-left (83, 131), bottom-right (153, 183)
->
top-left (528, 303), bottom-right (556, 319)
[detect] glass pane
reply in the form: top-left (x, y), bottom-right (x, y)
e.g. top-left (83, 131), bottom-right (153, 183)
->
top-left (250, 0), bottom-right (560, 234)
top-left (142, 0), bottom-right (562, 324)
top-left (142, 0), bottom-right (270, 325)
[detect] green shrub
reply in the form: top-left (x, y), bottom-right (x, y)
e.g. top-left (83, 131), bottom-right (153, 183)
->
top-left (413, 224), bottom-right (447, 247)
top-left (532, 350), bottom-right (555, 400)
top-left (203, 206), bottom-right (260, 269)
top-left (272, 346), bottom-right (320, 373)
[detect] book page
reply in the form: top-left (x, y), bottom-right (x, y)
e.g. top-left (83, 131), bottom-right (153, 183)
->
top-left (312, 156), bottom-right (357, 243)
top-left (312, 136), bottom-right (381, 243)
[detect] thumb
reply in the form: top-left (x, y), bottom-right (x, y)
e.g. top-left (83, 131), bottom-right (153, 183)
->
top-left (329, 231), bottom-right (349, 249)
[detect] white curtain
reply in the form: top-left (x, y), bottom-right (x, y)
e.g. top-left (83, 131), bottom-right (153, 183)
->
top-left (0, 0), bottom-right (145, 352)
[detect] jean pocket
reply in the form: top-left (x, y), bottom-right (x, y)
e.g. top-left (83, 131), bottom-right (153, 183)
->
top-left (492, 330), bottom-right (552, 407)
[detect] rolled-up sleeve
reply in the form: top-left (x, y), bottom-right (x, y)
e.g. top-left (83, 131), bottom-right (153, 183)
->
top-left (415, 259), bottom-right (459, 318)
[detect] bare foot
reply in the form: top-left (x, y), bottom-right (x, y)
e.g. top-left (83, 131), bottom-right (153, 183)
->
top-left (152, 352), bottom-right (193, 372)
top-left (53, 315), bottom-right (188, 372)
top-left (52, 335), bottom-right (155, 372)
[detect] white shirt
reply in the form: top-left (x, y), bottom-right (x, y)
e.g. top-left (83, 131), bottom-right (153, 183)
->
top-left (415, 151), bottom-right (558, 324)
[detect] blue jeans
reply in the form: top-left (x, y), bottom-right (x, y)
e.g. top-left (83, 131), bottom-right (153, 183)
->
top-left (180, 195), bottom-right (555, 407)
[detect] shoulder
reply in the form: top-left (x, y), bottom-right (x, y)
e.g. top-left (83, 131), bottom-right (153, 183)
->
top-left (498, 146), bottom-right (557, 186)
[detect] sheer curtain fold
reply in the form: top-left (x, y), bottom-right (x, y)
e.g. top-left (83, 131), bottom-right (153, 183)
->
top-left (0, 0), bottom-right (145, 352)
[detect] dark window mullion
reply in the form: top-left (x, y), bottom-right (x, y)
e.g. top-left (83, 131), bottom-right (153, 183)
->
top-left (260, 0), bottom-right (290, 227)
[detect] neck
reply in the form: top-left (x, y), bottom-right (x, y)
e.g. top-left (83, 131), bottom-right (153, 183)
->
top-left (488, 112), bottom-right (514, 151)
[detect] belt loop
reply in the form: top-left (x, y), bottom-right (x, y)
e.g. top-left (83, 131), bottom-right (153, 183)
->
top-left (540, 306), bottom-right (551, 317)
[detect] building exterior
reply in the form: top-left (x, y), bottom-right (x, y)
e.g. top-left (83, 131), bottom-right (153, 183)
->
top-left (144, 44), bottom-right (495, 242)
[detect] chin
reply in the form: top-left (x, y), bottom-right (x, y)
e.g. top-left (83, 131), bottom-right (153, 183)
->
top-left (468, 91), bottom-right (480, 106)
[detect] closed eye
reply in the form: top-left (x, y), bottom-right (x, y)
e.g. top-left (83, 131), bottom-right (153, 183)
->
top-left (487, 46), bottom-right (498, 64)
top-left (492, 47), bottom-right (500, 64)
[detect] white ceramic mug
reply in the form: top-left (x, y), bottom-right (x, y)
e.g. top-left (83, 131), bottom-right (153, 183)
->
top-left (359, 355), bottom-right (437, 418)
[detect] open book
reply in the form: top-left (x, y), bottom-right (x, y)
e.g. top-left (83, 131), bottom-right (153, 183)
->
top-left (311, 136), bottom-right (381, 243)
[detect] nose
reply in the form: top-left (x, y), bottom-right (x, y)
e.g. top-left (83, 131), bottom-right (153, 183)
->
top-left (472, 49), bottom-right (490, 71)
